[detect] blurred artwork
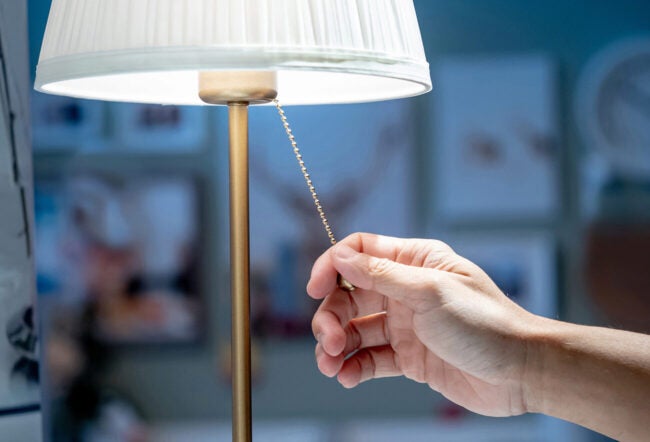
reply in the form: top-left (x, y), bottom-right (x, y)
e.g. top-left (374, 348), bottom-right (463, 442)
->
top-left (575, 38), bottom-right (650, 181)
top-left (432, 55), bottom-right (559, 222)
top-left (31, 93), bottom-right (104, 151)
top-left (35, 174), bottom-right (202, 344)
top-left (229, 100), bottom-right (416, 338)
top-left (448, 234), bottom-right (557, 319)
top-left (113, 103), bottom-right (205, 152)
top-left (575, 38), bottom-right (650, 220)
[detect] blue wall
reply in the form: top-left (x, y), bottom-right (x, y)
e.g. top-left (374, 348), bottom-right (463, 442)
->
top-left (26, 2), bottom-right (650, 441)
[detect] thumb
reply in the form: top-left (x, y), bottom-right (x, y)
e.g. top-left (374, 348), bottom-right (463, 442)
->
top-left (332, 244), bottom-right (442, 312)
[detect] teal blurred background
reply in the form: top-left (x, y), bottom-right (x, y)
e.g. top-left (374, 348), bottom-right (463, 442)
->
top-left (27, 1), bottom-right (650, 441)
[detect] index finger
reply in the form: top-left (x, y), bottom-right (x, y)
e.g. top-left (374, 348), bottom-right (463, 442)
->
top-left (308, 233), bottom-right (453, 299)
top-left (307, 233), bottom-right (407, 299)
top-left (311, 287), bottom-right (386, 355)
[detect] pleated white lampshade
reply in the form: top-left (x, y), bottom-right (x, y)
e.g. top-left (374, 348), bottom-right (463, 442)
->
top-left (34, 0), bottom-right (431, 105)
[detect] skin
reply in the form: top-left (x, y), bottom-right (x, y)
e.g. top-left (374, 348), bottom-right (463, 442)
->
top-left (307, 233), bottom-right (650, 442)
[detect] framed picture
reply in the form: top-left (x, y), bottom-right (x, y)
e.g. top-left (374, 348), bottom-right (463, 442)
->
top-left (34, 173), bottom-right (204, 344)
top-left (214, 100), bottom-right (417, 338)
top-left (445, 233), bottom-right (557, 319)
top-left (31, 92), bottom-right (104, 151)
top-left (431, 55), bottom-right (559, 223)
top-left (112, 103), bottom-right (205, 152)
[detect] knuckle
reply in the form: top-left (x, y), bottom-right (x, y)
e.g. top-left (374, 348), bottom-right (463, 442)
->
top-left (347, 232), bottom-right (363, 242)
top-left (342, 232), bottom-right (363, 247)
top-left (367, 257), bottom-right (393, 279)
top-left (364, 349), bottom-right (378, 376)
top-left (428, 239), bottom-right (453, 252)
top-left (425, 270), bottom-right (442, 289)
top-left (345, 291), bottom-right (359, 318)
top-left (381, 314), bottom-right (390, 344)
top-left (346, 321), bottom-right (362, 352)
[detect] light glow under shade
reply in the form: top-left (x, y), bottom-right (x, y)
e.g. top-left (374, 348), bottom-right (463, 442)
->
top-left (40, 70), bottom-right (428, 105)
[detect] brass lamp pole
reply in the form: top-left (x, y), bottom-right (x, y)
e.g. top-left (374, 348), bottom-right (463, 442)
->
top-left (229, 102), bottom-right (252, 442)
top-left (199, 71), bottom-right (278, 442)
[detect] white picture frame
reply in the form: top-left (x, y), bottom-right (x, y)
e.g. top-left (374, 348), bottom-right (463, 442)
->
top-left (431, 55), bottom-right (559, 223)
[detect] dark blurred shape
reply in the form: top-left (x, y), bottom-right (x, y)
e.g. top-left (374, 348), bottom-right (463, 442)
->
top-left (137, 106), bottom-right (180, 127)
top-left (6, 306), bottom-right (38, 358)
top-left (597, 176), bottom-right (650, 221)
top-left (464, 131), bottom-right (503, 165)
top-left (42, 100), bottom-right (83, 125)
top-left (48, 303), bottom-right (150, 442)
top-left (584, 223), bottom-right (650, 333)
top-left (6, 306), bottom-right (39, 387)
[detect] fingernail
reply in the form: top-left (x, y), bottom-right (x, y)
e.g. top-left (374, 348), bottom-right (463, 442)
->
top-left (334, 244), bottom-right (356, 260)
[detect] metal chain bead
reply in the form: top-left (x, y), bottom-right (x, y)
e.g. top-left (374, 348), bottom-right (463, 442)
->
top-left (273, 99), bottom-right (337, 246)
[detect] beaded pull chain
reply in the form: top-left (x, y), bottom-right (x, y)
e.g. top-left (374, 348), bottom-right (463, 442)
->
top-left (273, 99), bottom-right (355, 292)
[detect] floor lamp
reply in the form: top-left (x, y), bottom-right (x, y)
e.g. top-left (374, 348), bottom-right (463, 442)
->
top-left (34, 1), bottom-right (431, 440)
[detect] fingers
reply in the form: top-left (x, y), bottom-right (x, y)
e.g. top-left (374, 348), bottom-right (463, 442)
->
top-left (315, 312), bottom-right (392, 380)
top-left (337, 345), bottom-right (401, 388)
top-left (308, 233), bottom-right (452, 312)
top-left (307, 250), bottom-right (339, 299)
top-left (311, 288), bottom-right (385, 356)
top-left (312, 307), bottom-right (347, 357)
top-left (337, 233), bottom-right (424, 261)
top-left (343, 312), bottom-right (389, 355)
top-left (308, 233), bottom-right (413, 299)
top-left (308, 234), bottom-right (457, 387)
top-left (330, 244), bottom-right (442, 312)
top-left (315, 341), bottom-right (344, 378)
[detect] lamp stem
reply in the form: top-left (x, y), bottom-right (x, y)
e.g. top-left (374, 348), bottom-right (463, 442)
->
top-left (229, 102), bottom-right (252, 442)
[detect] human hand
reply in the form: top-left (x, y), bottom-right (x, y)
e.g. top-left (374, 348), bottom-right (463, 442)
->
top-left (307, 233), bottom-right (539, 417)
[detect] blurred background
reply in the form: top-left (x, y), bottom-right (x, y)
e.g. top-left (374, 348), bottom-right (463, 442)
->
top-left (21, 0), bottom-right (650, 441)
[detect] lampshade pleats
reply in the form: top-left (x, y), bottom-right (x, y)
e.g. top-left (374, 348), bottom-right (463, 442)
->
top-left (36, 0), bottom-right (431, 105)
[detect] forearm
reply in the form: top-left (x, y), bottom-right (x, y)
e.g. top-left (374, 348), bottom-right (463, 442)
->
top-left (524, 318), bottom-right (650, 441)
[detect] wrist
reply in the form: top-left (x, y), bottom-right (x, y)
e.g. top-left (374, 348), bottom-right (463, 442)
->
top-left (520, 315), bottom-right (562, 414)
top-left (519, 318), bottom-right (650, 440)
